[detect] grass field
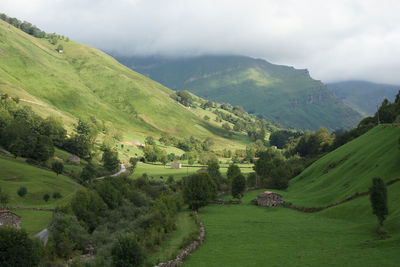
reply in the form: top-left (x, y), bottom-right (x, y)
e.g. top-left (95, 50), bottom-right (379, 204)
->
top-left (183, 189), bottom-right (400, 267)
top-left (130, 162), bottom-right (255, 180)
top-left (0, 156), bottom-right (83, 234)
top-left (183, 125), bottom-right (400, 266)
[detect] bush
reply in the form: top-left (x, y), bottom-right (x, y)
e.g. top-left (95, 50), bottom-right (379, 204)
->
top-left (0, 227), bottom-right (41, 266)
top-left (111, 233), bottom-right (144, 267)
top-left (43, 193), bottom-right (50, 202)
top-left (52, 192), bottom-right (62, 199)
top-left (17, 186), bottom-right (27, 197)
top-left (51, 161), bottom-right (64, 176)
top-left (231, 174), bottom-right (246, 199)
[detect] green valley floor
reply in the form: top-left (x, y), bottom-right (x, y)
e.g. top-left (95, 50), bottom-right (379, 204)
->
top-left (183, 190), bottom-right (399, 267)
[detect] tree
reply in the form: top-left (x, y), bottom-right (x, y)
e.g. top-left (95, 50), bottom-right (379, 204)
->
top-left (17, 186), bottom-right (27, 197)
top-left (43, 193), bottom-right (50, 202)
top-left (48, 212), bottom-right (89, 258)
top-left (369, 177), bottom-right (388, 227)
top-left (8, 138), bottom-right (24, 158)
top-left (80, 163), bottom-right (96, 183)
top-left (52, 192), bottom-right (62, 199)
top-left (183, 173), bottom-right (217, 211)
top-left (145, 136), bottom-right (155, 145)
top-left (102, 148), bottom-right (120, 172)
top-left (160, 152), bottom-right (168, 167)
top-left (56, 44), bottom-right (63, 52)
top-left (111, 233), bottom-right (144, 267)
top-left (227, 164), bottom-right (241, 181)
top-left (129, 157), bottom-right (138, 171)
top-left (0, 227), bottom-right (41, 266)
top-left (207, 159), bottom-right (223, 187)
top-left (231, 174), bottom-right (246, 199)
top-left (33, 135), bottom-right (54, 162)
top-left (51, 161), bottom-right (64, 176)
top-left (246, 172), bottom-right (258, 187)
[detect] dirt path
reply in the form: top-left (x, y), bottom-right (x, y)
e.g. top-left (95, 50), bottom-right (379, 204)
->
top-left (96, 163), bottom-right (126, 180)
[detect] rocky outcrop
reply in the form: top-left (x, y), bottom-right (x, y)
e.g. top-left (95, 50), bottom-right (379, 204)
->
top-left (156, 218), bottom-right (205, 267)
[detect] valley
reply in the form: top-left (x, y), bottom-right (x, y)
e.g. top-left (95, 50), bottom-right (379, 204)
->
top-left (0, 11), bottom-right (399, 267)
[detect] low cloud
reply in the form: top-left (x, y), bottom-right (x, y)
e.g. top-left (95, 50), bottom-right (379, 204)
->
top-left (1, 0), bottom-right (400, 84)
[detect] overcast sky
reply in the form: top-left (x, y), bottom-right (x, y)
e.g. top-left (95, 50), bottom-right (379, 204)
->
top-left (1, 0), bottom-right (400, 84)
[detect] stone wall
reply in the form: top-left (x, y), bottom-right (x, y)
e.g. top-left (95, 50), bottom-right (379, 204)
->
top-left (156, 217), bottom-right (205, 267)
top-left (0, 211), bottom-right (21, 228)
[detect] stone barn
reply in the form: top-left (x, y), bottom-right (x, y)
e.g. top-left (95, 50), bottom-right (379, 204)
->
top-left (256, 191), bottom-right (283, 207)
top-left (171, 162), bottom-right (182, 169)
top-left (0, 210), bottom-right (21, 228)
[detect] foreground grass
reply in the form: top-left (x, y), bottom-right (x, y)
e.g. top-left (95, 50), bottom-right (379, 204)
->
top-left (184, 127), bottom-right (400, 266)
top-left (146, 210), bottom-right (198, 266)
top-left (183, 190), bottom-right (399, 267)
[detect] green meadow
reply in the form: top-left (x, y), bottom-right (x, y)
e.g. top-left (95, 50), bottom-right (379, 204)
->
top-left (183, 125), bottom-right (400, 266)
top-left (0, 156), bottom-right (83, 234)
top-left (183, 190), bottom-right (399, 267)
top-left (130, 162), bottom-right (254, 180)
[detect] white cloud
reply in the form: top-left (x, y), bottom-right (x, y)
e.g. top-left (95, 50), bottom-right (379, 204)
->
top-left (1, 0), bottom-right (400, 84)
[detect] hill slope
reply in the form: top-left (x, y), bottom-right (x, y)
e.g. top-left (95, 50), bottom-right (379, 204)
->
top-left (0, 20), bottom-right (249, 148)
top-left (116, 55), bottom-right (362, 131)
top-left (184, 125), bottom-right (400, 266)
top-left (286, 124), bottom-right (400, 206)
top-left (328, 81), bottom-right (400, 116)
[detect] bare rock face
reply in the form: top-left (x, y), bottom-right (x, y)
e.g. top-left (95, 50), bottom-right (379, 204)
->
top-left (256, 191), bottom-right (283, 207)
top-left (0, 210), bottom-right (21, 228)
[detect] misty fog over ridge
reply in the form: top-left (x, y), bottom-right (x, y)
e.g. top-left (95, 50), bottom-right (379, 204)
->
top-left (1, 0), bottom-right (400, 84)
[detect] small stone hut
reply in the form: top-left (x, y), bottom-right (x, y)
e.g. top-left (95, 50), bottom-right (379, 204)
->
top-left (256, 191), bottom-right (283, 207)
top-left (0, 210), bottom-right (21, 228)
top-left (171, 162), bottom-right (182, 169)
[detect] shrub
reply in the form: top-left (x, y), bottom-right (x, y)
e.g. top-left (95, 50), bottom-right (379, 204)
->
top-left (111, 233), bottom-right (144, 267)
top-left (52, 192), bottom-right (62, 199)
top-left (17, 186), bottom-right (27, 197)
top-left (0, 227), bottom-right (41, 266)
top-left (43, 193), bottom-right (50, 202)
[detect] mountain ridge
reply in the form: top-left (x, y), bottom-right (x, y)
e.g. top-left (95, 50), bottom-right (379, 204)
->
top-left (115, 54), bottom-right (362, 131)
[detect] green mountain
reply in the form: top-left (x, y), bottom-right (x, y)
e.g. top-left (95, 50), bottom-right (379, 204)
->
top-left (115, 55), bottom-right (362, 131)
top-left (328, 81), bottom-right (400, 116)
top-left (0, 20), bottom-right (254, 150)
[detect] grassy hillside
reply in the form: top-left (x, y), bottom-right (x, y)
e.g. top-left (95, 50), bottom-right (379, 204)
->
top-left (0, 156), bottom-right (84, 234)
top-left (286, 125), bottom-right (400, 206)
top-left (0, 20), bottom-right (250, 150)
top-left (184, 125), bottom-right (400, 266)
top-left (116, 55), bottom-right (362, 131)
top-left (329, 81), bottom-right (400, 116)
